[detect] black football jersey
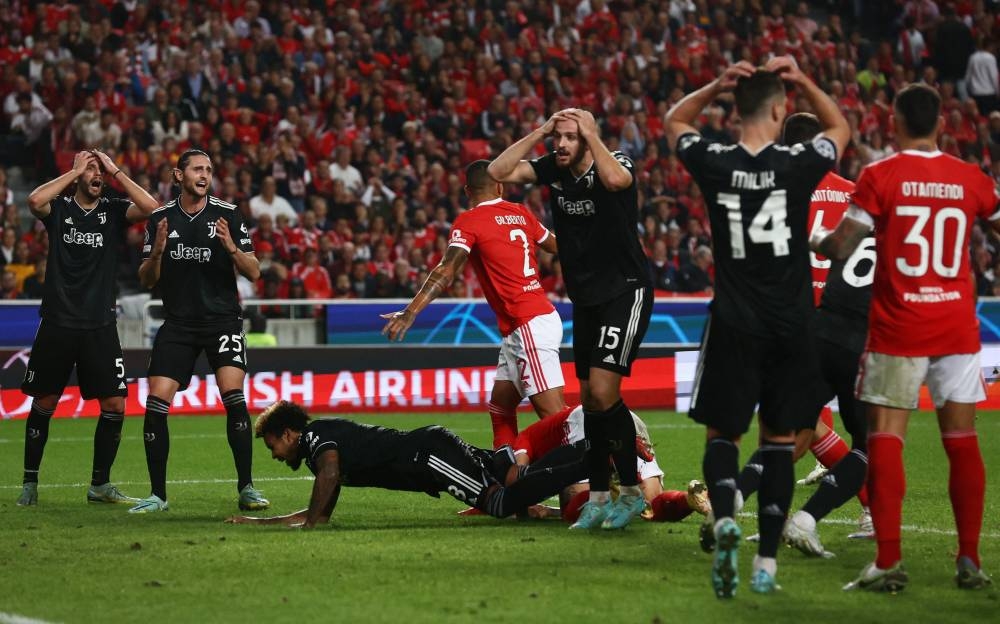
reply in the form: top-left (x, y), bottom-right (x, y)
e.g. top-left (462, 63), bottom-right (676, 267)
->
top-left (142, 196), bottom-right (253, 325)
top-left (298, 418), bottom-right (430, 492)
top-left (39, 195), bottom-right (130, 329)
top-left (676, 133), bottom-right (837, 337)
top-left (816, 233), bottom-right (873, 352)
top-left (529, 151), bottom-right (651, 305)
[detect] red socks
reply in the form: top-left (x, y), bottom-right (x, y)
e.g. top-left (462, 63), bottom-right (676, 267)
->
top-left (819, 406), bottom-right (834, 429)
top-left (489, 402), bottom-right (518, 449)
top-left (649, 490), bottom-right (692, 522)
top-left (943, 430), bottom-right (985, 568)
top-left (811, 428), bottom-right (849, 469)
top-left (868, 432), bottom-right (905, 569)
top-left (562, 489), bottom-right (590, 523)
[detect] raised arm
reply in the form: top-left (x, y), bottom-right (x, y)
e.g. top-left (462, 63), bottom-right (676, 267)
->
top-left (487, 112), bottom-right (566, 184)
top-left (381, 245), bottom-right (469, 341)
top-left (139, 218), bottom-right (168, 289)
top-left (562, 109), bottom-right (632, 191)
top-left (765, 56), bottom-right (850, 158)
top-left (92, 150), bottom-right (158, 221)
top-left (664, 61), bottom-right (756, 152)
top-left (26, 151), bottom-right (95, 219)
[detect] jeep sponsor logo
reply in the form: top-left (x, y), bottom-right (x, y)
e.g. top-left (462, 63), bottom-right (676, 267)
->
top-left (63, 227), bottom-right (104, 247)
top-left (170, 243), bottom-right (212, 263)
top-left (557, 196), bottom-right (596, 216)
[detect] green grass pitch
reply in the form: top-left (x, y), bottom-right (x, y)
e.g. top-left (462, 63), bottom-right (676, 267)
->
top-left (1, 411), bottom-right (998, 623)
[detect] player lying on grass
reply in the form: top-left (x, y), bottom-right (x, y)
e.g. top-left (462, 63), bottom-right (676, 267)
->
top-left (225, 401), bottom-right (590, 528)
top-left (506, 406), bottom-right (710, 523)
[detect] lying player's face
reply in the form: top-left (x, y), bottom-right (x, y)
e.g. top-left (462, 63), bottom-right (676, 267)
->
top-left (263, 431), bottom-right (303, 470)
top-left (78, 159), bottom-right (104, 200)
top-left (552, 119), bottom-right (586, 169)
top-left (177, 155), bottom-right (213, 199)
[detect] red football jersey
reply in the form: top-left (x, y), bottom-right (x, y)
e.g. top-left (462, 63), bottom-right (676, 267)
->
top-left (852, 151), bottom-right (1000, 356)
top-left (808, 172), bottom-right (855, 306)
top-left (449, 198), bottom-right (555, 336)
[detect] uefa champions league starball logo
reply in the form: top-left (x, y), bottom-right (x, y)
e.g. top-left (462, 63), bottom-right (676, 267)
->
top-left (0, 349), bottom-right (33, 418)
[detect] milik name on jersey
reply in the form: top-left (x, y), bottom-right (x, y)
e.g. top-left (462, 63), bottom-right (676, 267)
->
top-left (731, 170), bottom-right (776, 190)
top-left (63, 227), bottom-right (103, 247)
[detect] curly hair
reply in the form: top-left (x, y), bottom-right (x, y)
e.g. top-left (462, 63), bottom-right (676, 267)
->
top-left (254, 400), bottom-right (311, 439)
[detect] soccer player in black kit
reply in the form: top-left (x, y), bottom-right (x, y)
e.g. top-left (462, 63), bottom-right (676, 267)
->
top-left (223, 401), bottom-right (590, 528)
top-left (489, 109), bottom-right (653, 531)
top-left (17, 150), bottom-right (158, 506)
top-left (129, 149), bottom-right (267, 513)
top-left (665, 57), bottom-right (849, 596)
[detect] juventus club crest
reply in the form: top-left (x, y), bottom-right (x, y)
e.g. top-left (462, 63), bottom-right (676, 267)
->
top-left (98, 212), bottom-right (107, 224)
top-left (207, 221), bottom-right (217, 238)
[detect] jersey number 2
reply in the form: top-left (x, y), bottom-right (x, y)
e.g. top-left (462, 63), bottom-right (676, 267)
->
top-left (718, 190), bottom-right (791, 258)
top-left (509, 229), bottom-right (536, 277)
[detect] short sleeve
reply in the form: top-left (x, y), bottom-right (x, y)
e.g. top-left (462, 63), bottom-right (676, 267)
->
top-left (850, 165), bottom-right (881, 219)
top-left (448, 212), bottom-right (476, 253)
top-left (229, 208), bottom-right (255, 253)
top-left (524, 206), bottom-right (549, 244)
top-left (528, 152), bottom-right (558, 185)
top-left (141, 214), bottom-right (158, 260)
top-left (674, 132), bottom-right (709, 171)
top-left (787, 136), bottom-right (837, 192)
top-left (303, 428), bottom-right (338, 464)
top-left (39, 195), bottom-right (61, 230)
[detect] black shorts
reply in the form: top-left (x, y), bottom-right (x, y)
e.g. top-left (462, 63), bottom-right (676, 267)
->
top-left (573, 287), bottom-right (652, 379)
top-left (412, 426), bottom-right (493, 506)
top-left (811, 336), bottom-right (867, 450)
top-left (688, 313), bottom-right (820, 438)
top-left (148, 319), bottom-right (246, 390)
top-left (21, 320), bottom-right (127, 400)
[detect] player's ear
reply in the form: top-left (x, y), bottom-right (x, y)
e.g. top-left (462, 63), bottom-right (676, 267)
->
top-left (172, 168), bottom-right (182, 185)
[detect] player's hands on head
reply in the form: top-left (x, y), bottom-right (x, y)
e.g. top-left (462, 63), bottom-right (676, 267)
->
top-left (539, 109), bottom-right (571, 135)
top-left (216, 217), bottom-right (238, 254)
top-left (765, 55), bottom-right (805, 85)
top-left (72, 151), bottom-right (96, 176)
top-left (380, 309), bottom-right (415, 341)
top-left (561, 108), bottom-right (599, 140)
top-left (717, 61), bottom-right (756, 91)
top-left (152, 218), bottom-right (168, 257)
top-left (91, 150), bottom-right (118, 174)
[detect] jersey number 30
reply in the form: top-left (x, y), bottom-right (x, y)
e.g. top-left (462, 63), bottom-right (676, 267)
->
top-left (718, 190), bottom-right (792, 258)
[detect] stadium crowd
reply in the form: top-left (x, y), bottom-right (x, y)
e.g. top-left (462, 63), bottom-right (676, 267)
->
top-left (2, 0), bottom-right (1000, 311)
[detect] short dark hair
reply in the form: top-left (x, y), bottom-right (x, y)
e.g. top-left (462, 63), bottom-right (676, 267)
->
top-left (781, 112), bottom-right (821, 145)
top-left (894, 83), bottom-right (940, 138)
top-left (464, 159), bottom-right (494, 191)
top-left (733, 70), bottom-right (785, 120)
top-left (254, 400), bottom-right (311, 438)
top-left (176, 149), bottom-right (210, 172)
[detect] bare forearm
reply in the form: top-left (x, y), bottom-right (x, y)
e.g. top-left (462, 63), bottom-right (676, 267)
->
top-left (139, 256), bottom-right (162, 289)
top-left (230, 251), bottom-right (261, 281)
top-left (27, 169), bottom-right (79, 213)
top-left (798, 78), bottom-right (848, 147)
top-left (304, 473), bottom-right (340, 528)
top-left (587, 137), bottom-right (632, 190)
top-left (118, 171), bottom-right (159, 215)
top-left (665, 80), bottom-right (724, 135)
top-left (488, 127), bottom-right (545, 182)
top-left (407, 265), bottom-right (455, 315)
top-left (244, 509), bottom-right (309, 525)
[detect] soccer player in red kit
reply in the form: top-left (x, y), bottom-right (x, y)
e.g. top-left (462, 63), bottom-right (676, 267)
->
top-left (815, 84), bottom-right (996, 592)
top-left (383, 160), bottom-right (565, 447)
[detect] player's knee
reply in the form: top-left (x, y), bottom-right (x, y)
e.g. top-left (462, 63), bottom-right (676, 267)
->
top-left (99, 396), bottom-right (125, 414)
top-left (33, 395), bottom-right (59, 412)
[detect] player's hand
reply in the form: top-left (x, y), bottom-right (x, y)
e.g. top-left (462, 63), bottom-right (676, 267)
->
top-left (216, 217), bottom-right (239, 254)
top-left (765, 55), bottom-right (806, 85)
top-left (72, 151), bottom-right (96, 176)
top-left (151, 218), bottom-right (168, 258)
top-left (561, 108), bottom-right (599, 141)
top-left (538, 109), bottom-right (570, 136)
top-left (91, 150), bottom-right (119, 176)
top-left (381, 309), bottom-right (415, 342)
top-left (223, 515), bottom-right (249, 524)
top-left (716, 61), bottom-right (756, 91)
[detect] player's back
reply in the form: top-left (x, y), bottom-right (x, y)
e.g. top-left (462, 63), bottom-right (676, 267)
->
top-left (676, 134), bottom-right (837, 337)
top-left (853, 151), bottom-right (998, 356)
top-left (808, 172), bottom-right (855, 306)
top-left (449, 199), bottom-right (555, 335)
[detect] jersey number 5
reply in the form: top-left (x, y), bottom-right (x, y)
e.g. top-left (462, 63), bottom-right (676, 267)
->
top-left (718, 190), bottom-right (792, 258)
top-left (509, 229), bottom-right (537, 277)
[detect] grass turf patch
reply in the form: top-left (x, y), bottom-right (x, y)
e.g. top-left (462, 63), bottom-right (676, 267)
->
top-left (1, 411), bottom-right (998, 623)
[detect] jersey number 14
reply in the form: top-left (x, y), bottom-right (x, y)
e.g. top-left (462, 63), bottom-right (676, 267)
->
top-left (718, 190), bottom-right (792, 258)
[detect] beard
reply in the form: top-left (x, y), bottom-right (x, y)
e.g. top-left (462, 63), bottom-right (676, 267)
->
top-left (79, 178), bottom-right (103, 201)
top-left (555, 146), bottom-right (585, 170)
top-left (184, 180), bottom-right (210, 198)
top-left (286, 455), bottom-right (303, 471)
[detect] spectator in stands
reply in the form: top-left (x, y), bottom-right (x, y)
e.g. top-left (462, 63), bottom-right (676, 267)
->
top-left (349, 258), bottom-right (375, 299)
top-left (966, 37), bottom-right (1000, 115)
top-left (649, 239), bottom-right (679, 292)
top-left (678, 245), bottom-right (714, 294)
top-left (0, 269), bottom-right (19, 299)
top-left (5, 239), bottom-right (35, 289)
top-left (934, 5), bottom-right (975, 93)
top-left (250, 176), bottom-right (298, 226)
top-left (328, 146), bottom-right (363, 196)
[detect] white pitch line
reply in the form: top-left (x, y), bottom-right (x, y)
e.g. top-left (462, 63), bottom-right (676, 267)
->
top-left (0, 475), bottom-right (313, 490)
top-left (0, 433), bottom-right (231, 444)
top-left (0, 613), bottom-right (60, 624)
top-left (737, 511), bottom-right (1000, 539)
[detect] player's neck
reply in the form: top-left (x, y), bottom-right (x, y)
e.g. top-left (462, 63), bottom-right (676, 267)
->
top-left (569, 155), bottom-right (594, 178)
top-left (471, 193), bottom-right (500, 207)
top-left (897, 137), bottom-right (938, 152)
top-left (73, 191), bottom-right (99, 211)
top-left (178, 193), bottom-right (209, 214)
top-left (738, 123), bottom-right (776, 153)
